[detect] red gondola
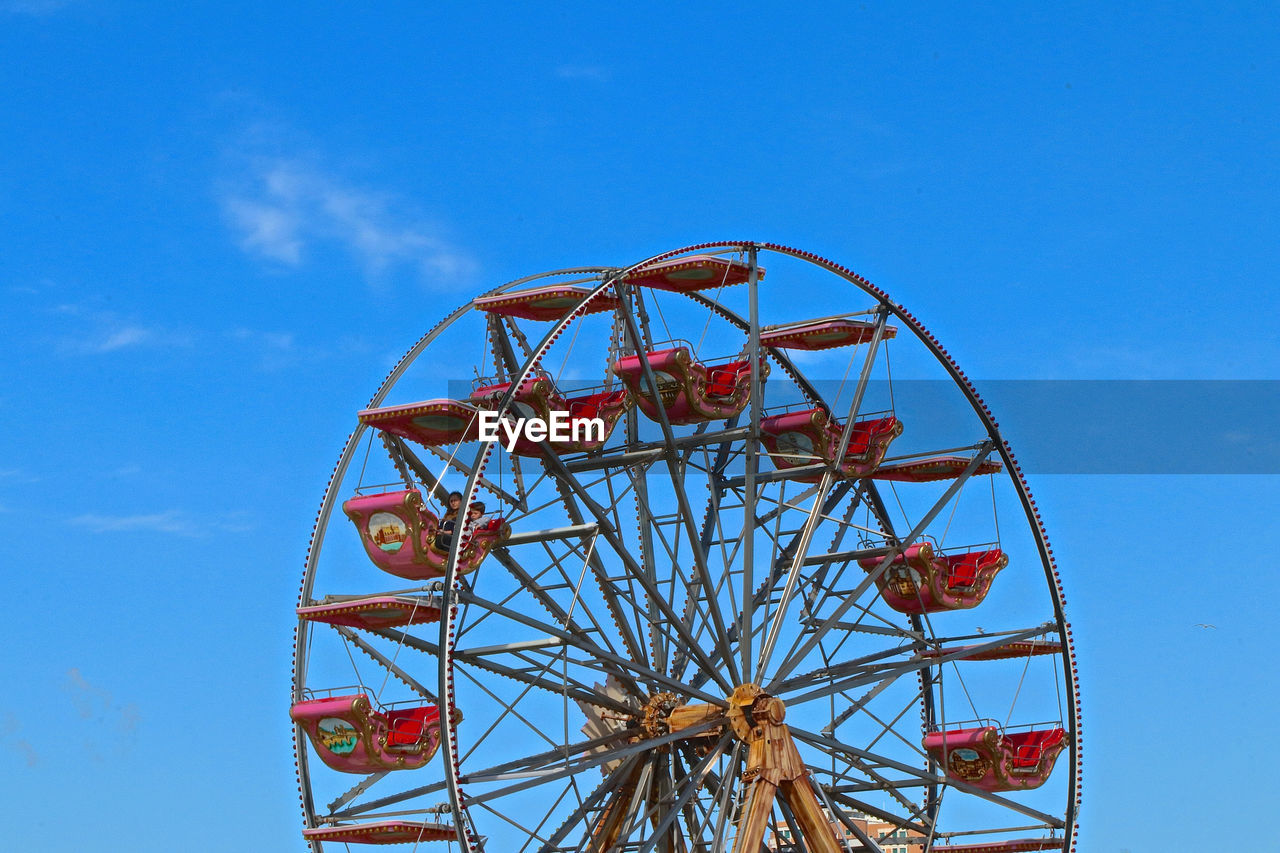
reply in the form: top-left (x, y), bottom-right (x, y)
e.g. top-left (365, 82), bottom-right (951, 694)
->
top-left (612, 345), bottom-right (766, 425)
top-left (469, 373), bottom-right (628, 455)
top-left (343, 489), bottom-right (508, 580)
top-left (291, 692), bottom-right (445, 774)
top-left (860, 542), bottom-right (1007, 614)
top-left (760, 407), bottom-right (901, 480)
top-left (923, 724), bottom-right (1069, 792)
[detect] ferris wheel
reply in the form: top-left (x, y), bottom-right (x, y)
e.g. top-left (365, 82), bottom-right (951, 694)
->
top-left (291, 243), bottom-right (1082, 853)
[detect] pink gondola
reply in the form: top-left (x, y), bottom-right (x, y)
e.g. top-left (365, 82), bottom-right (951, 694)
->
top-left (469, 374), bottom-right (628, 455)
top-left (759, 318), bottom-right (897, 351)
top-left (291, 693), bottom-right (445, 774)
top-left (302, 821), bottom-right (456, 845)
top-left (297, 595), bottom-right (442, 630)
top-left (931, 840), bottom-right (1064, 853)
top-left (870, 455), bottom-right (1003, 483)
top-left (624, 254), bottom-right (762, 293)
top-left (923, 725), bottom-right (1069, 792)
top-left (343, 489), bottom-right (509, 580)
top-left (759, 407), bottom-right (901, 480)
top-left (860, 542), bottom-right (1007, 614)
top-left (359, 399), bottom-right (483, 448)
top-left (921, 640), bottom-right (1062, 662)
top-left (474, 284), bottom-right (619, 322)
top-left (612, 346), bottom-right (766, 426)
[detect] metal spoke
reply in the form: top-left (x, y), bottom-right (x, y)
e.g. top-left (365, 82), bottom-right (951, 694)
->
top-left (767, 443), bottom-right (997, 687)
top-left (453, 589), bottom-right (728, 707)
top-left (536, 445), bottom-right (733, 693)
top-left (617, 282), bottom-right (742, 686)
top-left (367, 626), bottom-right (637, 715)
top-left (632, 734), bottom-right (731, 852)
top-left (791, 727), bottom-right (1066, 829)
top-left (539, 753), bottom-right (646, 852)
top-left (333, 625), bottom-right (437, 701)
top-left (461, 719), bottom-right (721, 808)
top-left (775, 623), bottom-right (1056, 703)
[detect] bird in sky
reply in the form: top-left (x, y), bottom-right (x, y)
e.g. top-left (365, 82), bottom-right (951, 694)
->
top-left (1194, 623), bottom-right (1217, 629)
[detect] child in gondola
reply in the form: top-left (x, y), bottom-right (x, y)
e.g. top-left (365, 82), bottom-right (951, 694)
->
top-left (461, 501), bottom-right (489, 542)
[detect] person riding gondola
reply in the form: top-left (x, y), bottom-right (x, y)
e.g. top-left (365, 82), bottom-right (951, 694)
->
top-left (461, 501), bottom-right (488, 542)
top-left (434, 491), bottom-right (464, 550)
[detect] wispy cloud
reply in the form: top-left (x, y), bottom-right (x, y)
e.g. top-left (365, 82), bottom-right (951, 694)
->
top-left (555, 64), bottom-right (611, 83)
top-left (0, 714), bottom-right (38, 767)
top-left (12, 739), bottom-right (38, 767)
top-left (224, 195), bottom-right (302, 263)
top-left (94, 325), bottom-right (152, 352)
top-left (49, 303), bottom-right (194, 356)
top-left (221, 153), bottom-right (477, 288)
top-left (1, 0), bottom-right (74, 15)
top-left (63, 670), bottom-right (141, 762)
top-left (66, 668), bottom-right (114, 719)
top-left (69, 509), bottom-right (255, 536)
top-left (228, 326), bottom-right (371, 372)
top-left (230, 327), bottom-right (297, 351)
top-left (230, 326), bottom-right (305, 371)
top-left (70, 511), bottom-right (202, 536)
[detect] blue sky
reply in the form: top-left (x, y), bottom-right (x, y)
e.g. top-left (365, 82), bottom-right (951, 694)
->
top-left (2, 2), bottom-right (1277, 851)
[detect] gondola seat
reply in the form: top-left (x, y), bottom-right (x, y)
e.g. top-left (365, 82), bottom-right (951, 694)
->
top-left (923, 725), bottom-right (1068, 792)
top-left (469, 374), bottom-right (628, 455)
top-left (760, 407), bottom-right (901, 480)
top-left (859, 543), bottom-right (1007, 614)
top-left (359, 399), bottom-right (484, 448)
top-left (302, 821), bottom-right (456, 845)
top-left (624, 254), bottom-right (762, 293)
top-left (291, 693), bottom-right (444, 774)
top-left (759, 318), bottom-right (898, 351)
top-left (612, 347), bottom-right (767, 425)
top-left (343, 489), bottom-right (508, 580)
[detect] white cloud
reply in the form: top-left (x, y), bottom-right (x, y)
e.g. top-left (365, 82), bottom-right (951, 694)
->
top-left (1, 0), bottom-right (74, 15)
top-left (70, 510), bottom-right (202, 536)
top-left (0, 715), bottom-right (38, 768)
top-left (61, 323), bottom-right (192, 355)
top-left (555, 65), bottom-right (611, 82)
top-left (62, 670), bottom-right (141, 762)
top-left (95, 325), bottom-right (150, 351)
top-left (229, 326), bottom-right (323, 371)
top-left (69, 509), bottom-right (255, 536)
top-left (221, 155), bottom-right (477, 288)
top-left (224, 198), bottom-right (302, 263)
top-left (46, 303), bottom-right (194, 356)
top-left (231, 326), bottom-right (295, 349)
top-left (65, 667), bottom-right (114, 719)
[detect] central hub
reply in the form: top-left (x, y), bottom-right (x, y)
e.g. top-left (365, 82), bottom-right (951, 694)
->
top-left (726, 683), bottom-right (786, 743)
top-left (638, 684), bottom-right (786, 747)
top-left (640, 692), bottom-right (681, 737)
